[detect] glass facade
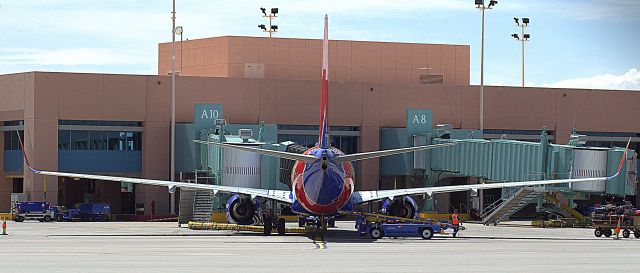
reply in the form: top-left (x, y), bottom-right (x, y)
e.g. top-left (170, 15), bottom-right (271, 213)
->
top-left (3, 130), bottom-right (24, 150)
top-left (58, 120), bottom-right (143, 127)
top-left (58, 130), bottom-right (142, 151)
top-left (277, 125), bottom-right (359, 154)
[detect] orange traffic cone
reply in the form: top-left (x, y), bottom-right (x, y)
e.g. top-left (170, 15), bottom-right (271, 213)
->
top-left (1, 220), bottom-right (7, 236)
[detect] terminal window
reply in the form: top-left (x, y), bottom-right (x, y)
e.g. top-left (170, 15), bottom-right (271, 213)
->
top-left (58, 130), bottom-right (142, 151)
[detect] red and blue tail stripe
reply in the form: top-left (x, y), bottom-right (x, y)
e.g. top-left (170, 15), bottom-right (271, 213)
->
top-left (318, 15), bottom-right (330, 149)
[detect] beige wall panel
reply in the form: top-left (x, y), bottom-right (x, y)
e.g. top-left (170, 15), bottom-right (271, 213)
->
top-left (361, 83), bottom-right (380, 127)
top-left (381, 43), bottom-right (397, 69)
top-left (366, 68), bottom-right (381, 82)
top-left (305, 39), bottom-right (322, 49)
top-left (336, 40), bottom-right (351, 50)
top-left (276, 80), bottom-right (321, 124)
top-left (58, 73), bottom-right (103, 119)
top-left (411, 51), bottom-right (427, 69)
top-left (290, 47), bottom-right (306, 66)
top-left (273, 65), bottom-right (290, 80)
top-left (227, 63), bottom-right (244, 78)
top-left (427, 85), bottom-right (462, 127)
top-left (228, 45), bottom-right (243, 64)
top-left (258, 46), bottom-right (275, 64)
top-left (365, 50), bottom-right (381, 69)
top-left (426, 52), bottom-right (442, 70)
top-left (305, 66), bottom-right (320, 81)
top-left (336, 49), bottom-right (352, 67)
top-left (382, 68), bottom-right (397, 82)
top-left (305, 47), bottom-right (322, 67)
top-left (174, 77), bottom-right (204, 122)
top-left (142, 122), bottom-right (169, 173)
top-left (274, 47), bottom-right (290, 65)
top-left (201, 78), bottom-right (260, 124)
top-left (396, 69), bottom-right (412, 83)
top-left (135, 183), bottom-right (170, 216)
top-left (328, 82), bottom-right (362, 126)
top-left (484, 86), bottom-right (556, 130)
top-left (195, 47), bottom-right (205, 66)
top-left (0, 75), bottom-right (11, 111)
top-left (359, 126), bottom-right (381, 190)
top-left (272, 38), bottom-right (289, 48)
top-left (378, 84), bottom-right (430, 127)
top-left (443, 70), bottom-right (456, 84)
top-left (9, 74), bottom-right (27, 111)
top-left (258, 37), bottom-right (274, 47)
top-left (351, 42), bottom-right (366, 67)
top-left (460, 85), bottom-right (479, 129)
top-left (101, 75), bottom-right (146, 121)
top-left (145, 76), bottom-right (171, 122)
top-left (442, 53), bottom-right (456, 71)
top-left (226, 36), bottom-right (243, 46)
top-left (351, 67), bottom-right (366, 82)
top-left (29, 73), bottom-right (59, 120)
top-left (203, 47), bottom-right (213, 65)
top-left (569, 89), bottom-right (640, 132)
top-left (333, 66), bottom-right (351, 82)
top-left (289, 65), bottom-right (305, 80)
top-left (289, 39), bottom-right (305, 48)
top-left (258, 79), bottom-right (278, 123)
top-left (242, 37), bottom-right (259, 47)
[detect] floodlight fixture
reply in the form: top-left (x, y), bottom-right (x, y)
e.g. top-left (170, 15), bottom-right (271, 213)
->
top-left (523, 34), bottom-right (530, 40)
top-left (511, 33), bottom-right (519, 40)
top-left (522, 17), bottom-right (529, 25)
top-left (475, 0), bottom-right (484, 7)
top-left (259, 7), bottom-right (279, 37)
top-left (512, 17), bottom-right (531, 87)
top-left (488, 0), bottom-right (498, 8)
top-left (514, 17), bottom-right (519, 25)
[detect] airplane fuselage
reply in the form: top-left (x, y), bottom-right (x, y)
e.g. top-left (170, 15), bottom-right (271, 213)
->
top-left (291, 146), bottom-right (355, 215)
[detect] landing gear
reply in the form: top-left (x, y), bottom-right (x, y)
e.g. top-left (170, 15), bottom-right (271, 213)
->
top-left (262, 211), bottom-right (273, 236)
top-left (328, 217), bottom-right (336, 228)
top-left (277, 218), bottom-right (286, 236)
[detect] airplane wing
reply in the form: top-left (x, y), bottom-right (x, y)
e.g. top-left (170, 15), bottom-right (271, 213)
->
top-left (28, 168), bottom-right (293, 204)
top-left (333, 143), bottom-right (456, 163)
top-left (353, 138), bottom-right (632, 204)
top-left (353, 176), bottom-right (609, 204)
top-left (193, 140), bottom-right (317, 163)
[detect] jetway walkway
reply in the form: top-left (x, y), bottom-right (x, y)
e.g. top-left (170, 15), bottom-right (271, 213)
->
top-left (428, 130), bottom-right (636, 225)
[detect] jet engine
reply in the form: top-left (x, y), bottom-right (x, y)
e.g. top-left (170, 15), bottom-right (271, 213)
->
top-left (382, 196), bottom-right (418, 219)
top-left (225, 194), bottom-right (259, 225)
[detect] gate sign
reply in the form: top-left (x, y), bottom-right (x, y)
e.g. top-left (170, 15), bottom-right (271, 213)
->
top-left (194, 103), bottom-right (224, 136)
top-left (406, 109), bottom-right (432, 135)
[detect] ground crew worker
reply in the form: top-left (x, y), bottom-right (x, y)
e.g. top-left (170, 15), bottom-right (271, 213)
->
top-left (452, 209), bottom-right (461, 237)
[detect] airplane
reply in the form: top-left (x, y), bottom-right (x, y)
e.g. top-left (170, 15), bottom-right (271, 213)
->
top-left (21, 15), bottom-right (632, 235)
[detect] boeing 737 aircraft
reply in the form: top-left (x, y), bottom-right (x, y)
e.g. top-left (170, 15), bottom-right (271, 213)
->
top-left (23, 15), bottom-right (631, 235)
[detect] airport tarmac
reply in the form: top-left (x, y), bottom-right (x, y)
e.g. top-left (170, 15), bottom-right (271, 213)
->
top-left (0, 221), bottom-right (639, 273)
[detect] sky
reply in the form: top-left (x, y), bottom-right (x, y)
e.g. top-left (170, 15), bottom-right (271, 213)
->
top-left (0, 0), bottom-right (639, 90)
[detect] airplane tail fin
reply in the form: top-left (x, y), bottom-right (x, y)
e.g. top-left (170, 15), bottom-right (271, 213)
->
top-left (318, 14), bottom-right (330, 149)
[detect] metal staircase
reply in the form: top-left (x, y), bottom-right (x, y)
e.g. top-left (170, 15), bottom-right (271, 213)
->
top-left (481, 187), bottom-right (539, 225)
top-left (192, 190), bottom-right (215, 222)
top-left (178, 189), bottom-right (196, 225)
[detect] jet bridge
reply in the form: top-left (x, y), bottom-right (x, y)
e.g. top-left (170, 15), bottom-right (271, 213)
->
top-left (428, 129), bottom-right (637, 225)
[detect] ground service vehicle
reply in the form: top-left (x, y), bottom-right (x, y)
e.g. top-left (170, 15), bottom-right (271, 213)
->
top-left (13, 201), bottom-right (55, 222)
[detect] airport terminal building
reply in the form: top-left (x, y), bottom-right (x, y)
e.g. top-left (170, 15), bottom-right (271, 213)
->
top-left (1, 36), bottom-right (639, 216)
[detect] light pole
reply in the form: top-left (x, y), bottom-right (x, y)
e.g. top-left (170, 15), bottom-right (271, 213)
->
top-left (512, 17), bottom-right (530, 87)
top-left (258, 7), bottom-right (279, 37)
top-left (170, 0), bottom-right (177, 215)
top-left (475, 0), bottom-right (496, 217)
top-left (175, 26), bottom-right (183, 74)
top-left (475, 0), bottom-right (497, 135)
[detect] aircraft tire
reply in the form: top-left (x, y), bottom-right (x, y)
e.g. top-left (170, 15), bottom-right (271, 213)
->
top-left (263, 213), bottom-right (272, 236)
top-left (277, 218), bottom-right (286, 236)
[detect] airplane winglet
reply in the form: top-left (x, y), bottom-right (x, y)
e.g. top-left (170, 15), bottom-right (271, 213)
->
top-left (607, 137), bottom-right (632, 180)
top-left (15, 130), bottom-right (39, 174)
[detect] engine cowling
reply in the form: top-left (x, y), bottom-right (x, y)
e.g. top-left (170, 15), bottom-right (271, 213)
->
top-left (382, 196), bottom-right (418, 219)
top-left (225, 194), bottom-right (258, 225)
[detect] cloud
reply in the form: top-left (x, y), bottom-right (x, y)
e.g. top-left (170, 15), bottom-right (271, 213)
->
top-left (0, 48), bottom-right (147, 66)
top-left (544, 68), bottom-right (640, 91)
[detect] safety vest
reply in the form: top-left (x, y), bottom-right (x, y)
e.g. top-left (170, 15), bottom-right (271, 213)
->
top-left (452, 213), bottom-right (460, 225)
